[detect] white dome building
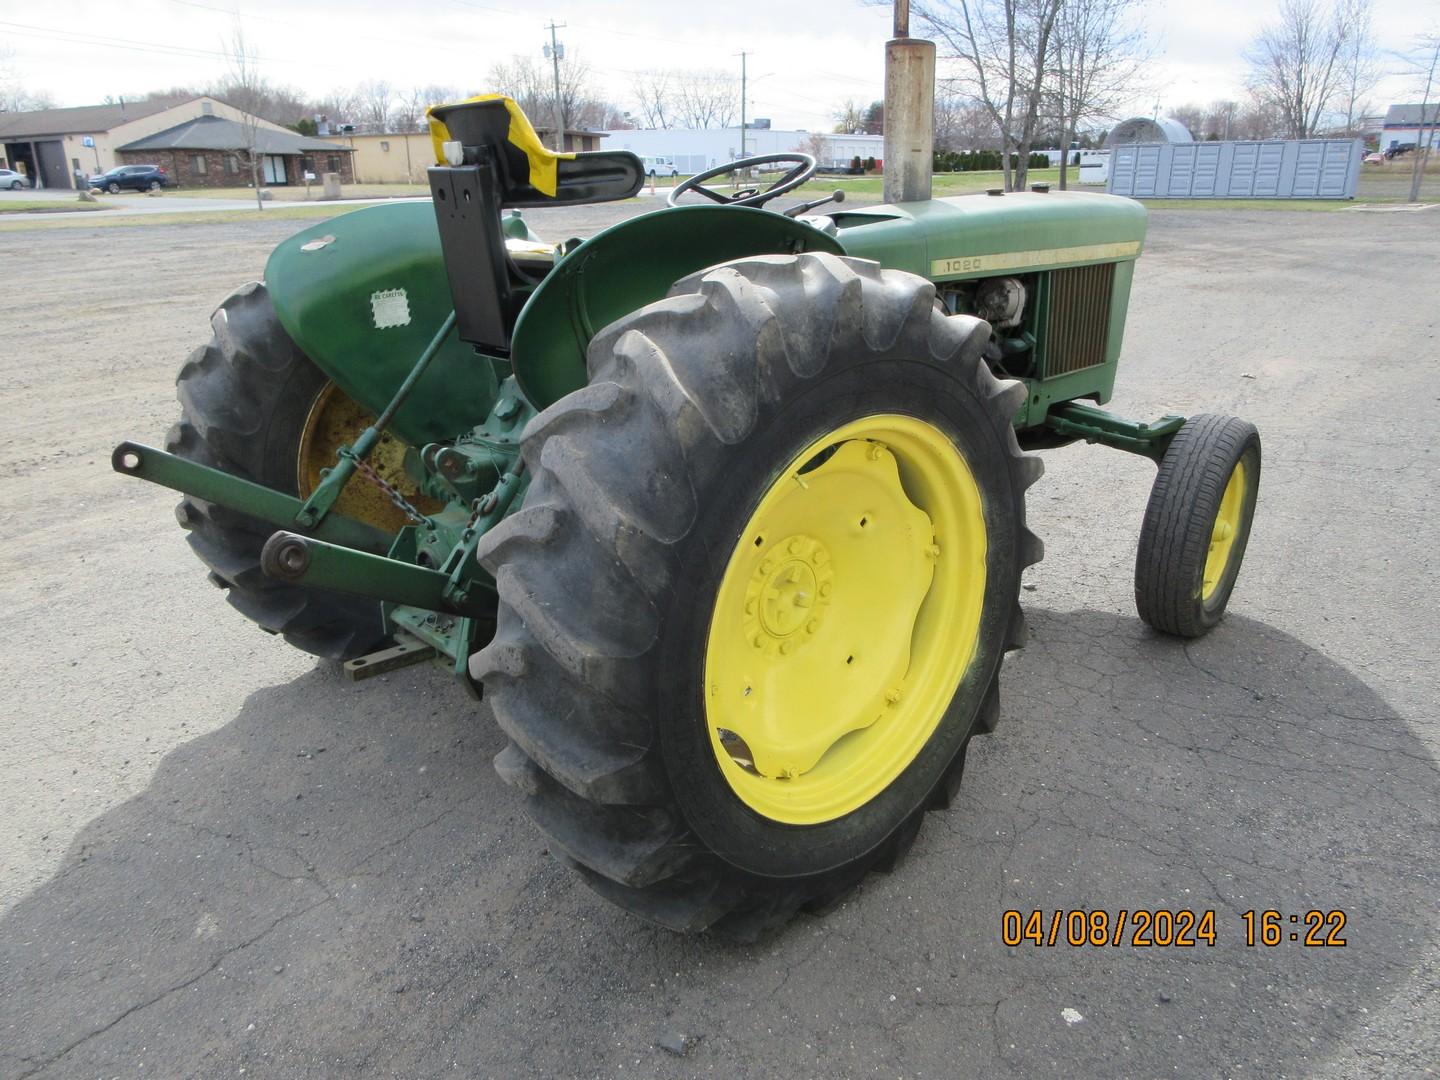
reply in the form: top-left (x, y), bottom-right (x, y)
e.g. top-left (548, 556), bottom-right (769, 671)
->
top-left (1104, 117), bottom-right (1195, 146)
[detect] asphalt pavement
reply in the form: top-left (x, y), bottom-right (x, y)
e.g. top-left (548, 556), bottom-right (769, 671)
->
top-left (0, 201), bottom-right (1436, 1079)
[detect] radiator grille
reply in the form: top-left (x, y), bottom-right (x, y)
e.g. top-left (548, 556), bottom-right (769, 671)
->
top-left (1044, 263), bottom-right (1114, 376)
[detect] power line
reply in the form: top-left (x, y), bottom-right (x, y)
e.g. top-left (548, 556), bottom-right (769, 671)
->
top-left (164, 0), bottom-right (483, 59)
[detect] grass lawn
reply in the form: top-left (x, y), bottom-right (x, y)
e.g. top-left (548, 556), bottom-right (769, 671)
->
top-left (797, 164), bottom-right (1436, 210)
top-left (0, 200), bottom-right (112, 215)
top-left (795, 167), bottom-right (1068, 199)
top-left (165, 183), bottom-right (431, 202)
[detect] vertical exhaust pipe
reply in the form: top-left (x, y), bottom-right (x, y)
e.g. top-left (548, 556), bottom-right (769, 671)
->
top-left (883, 0), bottom-right (936, 204)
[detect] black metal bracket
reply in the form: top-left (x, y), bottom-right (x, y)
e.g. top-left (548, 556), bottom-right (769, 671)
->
top-left (429, 153), bottom-right (513, 352)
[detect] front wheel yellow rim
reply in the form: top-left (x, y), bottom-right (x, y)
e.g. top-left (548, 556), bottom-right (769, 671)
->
top-left (703, 415), bottom-right (988, 825)
top-left (1202, 460), bottom-right (1247, 601)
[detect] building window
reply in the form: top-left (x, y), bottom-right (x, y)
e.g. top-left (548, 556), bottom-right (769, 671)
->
top-left (224, 155), bottom-right (240, 175)
top-left (380, 140), bottom-right (390, 152)
top-left (201, 101), bottom-right (214, 116)
top-left (327, 155), bottom-right (341, 173)
top-left (190, 154), bottom-right (207, 176)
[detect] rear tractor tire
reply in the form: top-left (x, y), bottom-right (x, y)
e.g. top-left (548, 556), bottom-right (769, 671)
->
top-left (472, 252), bottom-right (1044, 936)
top-left (166, 281), bottom-right (398, 660)
top-left (1135, 414), bottom-right (1261, 638)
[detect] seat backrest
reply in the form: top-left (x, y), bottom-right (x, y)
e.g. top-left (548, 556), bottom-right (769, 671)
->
top-left (427, 95), bottom-right (642, 208)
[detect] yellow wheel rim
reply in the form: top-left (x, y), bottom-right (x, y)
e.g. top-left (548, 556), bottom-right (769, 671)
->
top-left (296, 381), bottom-right (439, 535)
top-left (1202, 460), bottom-right (1247, 601)
top-left (703, 415), bottom-right (988, 825)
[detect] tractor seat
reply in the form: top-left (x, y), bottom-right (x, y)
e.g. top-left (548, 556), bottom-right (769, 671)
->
top-left (427, 95), bottom-right (643, 208)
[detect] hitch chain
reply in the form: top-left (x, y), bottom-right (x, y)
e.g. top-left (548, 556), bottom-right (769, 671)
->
top-left (345, 448), bottom-right (430, 527)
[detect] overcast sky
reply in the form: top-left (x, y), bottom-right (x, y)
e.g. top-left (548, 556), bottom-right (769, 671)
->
top-left (3, 0), bottom-right (1436, 130)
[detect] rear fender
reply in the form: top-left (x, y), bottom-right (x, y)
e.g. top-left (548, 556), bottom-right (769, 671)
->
top-left (510, 205), bottom-right (845, 410)
top-left (264, 202), bottom-right (500, 449)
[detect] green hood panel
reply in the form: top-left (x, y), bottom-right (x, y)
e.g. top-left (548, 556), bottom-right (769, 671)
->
top-left (836, 190), bottom-right (1147, 280)
top-left (265, 203), bottom-right (499, 449)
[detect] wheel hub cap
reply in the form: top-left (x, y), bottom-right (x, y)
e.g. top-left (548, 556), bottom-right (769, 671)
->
top-left (1202, 460), bottom-right (1247, 600)
top-left (703, 415), bottom-right (988, 824)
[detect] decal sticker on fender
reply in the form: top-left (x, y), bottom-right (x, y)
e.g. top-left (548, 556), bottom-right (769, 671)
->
top-left (371, 288), bottom-right (412, 329)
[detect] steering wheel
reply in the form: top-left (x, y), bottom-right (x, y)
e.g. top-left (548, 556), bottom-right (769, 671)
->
top-left (667, 153), bottom-right (818, 209)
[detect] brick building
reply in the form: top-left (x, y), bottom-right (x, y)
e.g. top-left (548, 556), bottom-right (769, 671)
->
top-left (118, 115), bottom-right (353, 188)
top-left (0, 95), bottom-right (328, 189)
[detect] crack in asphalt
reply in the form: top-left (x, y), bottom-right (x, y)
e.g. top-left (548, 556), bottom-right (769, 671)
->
top-left (14, 894), bottom-right (335, 1080)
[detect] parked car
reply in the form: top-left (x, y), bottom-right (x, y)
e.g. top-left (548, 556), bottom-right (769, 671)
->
top-left (88, 164), bottom-right (170, 193)
top-left (0, 168), bottom-right (30, 190)
top-left (1384, 143), bottom-right (1416, 160)
top-left (1363, 151), bottom-right (1385, 164)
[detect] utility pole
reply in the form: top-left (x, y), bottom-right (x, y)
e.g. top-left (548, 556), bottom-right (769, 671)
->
top-left (544, 21), bottom-right (567, 153)
top-left (738, 51), bottom-right (748, 161)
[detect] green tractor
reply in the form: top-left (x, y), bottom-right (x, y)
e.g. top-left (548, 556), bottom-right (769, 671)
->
top-left (114, 86), bottom-right (1259, 936)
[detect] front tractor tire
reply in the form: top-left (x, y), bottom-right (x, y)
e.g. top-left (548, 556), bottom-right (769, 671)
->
top-left (472, 253), bottom-right (1044, 936)
top-left (1135, 414), bottom-right (1261, 638)
top-left (166, 282), bottom-right (391, 660)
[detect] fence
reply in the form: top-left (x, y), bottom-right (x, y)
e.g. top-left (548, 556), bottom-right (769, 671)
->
top-left (1107, 139), bottom-right (1362, 199)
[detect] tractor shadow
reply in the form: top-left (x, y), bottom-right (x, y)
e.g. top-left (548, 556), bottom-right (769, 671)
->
top-left (2, 610), bottom-right (1437, 1079)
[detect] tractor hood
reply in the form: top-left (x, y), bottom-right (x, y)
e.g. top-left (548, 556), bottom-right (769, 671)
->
top-left (833, 190), bottom-right (1148, 281)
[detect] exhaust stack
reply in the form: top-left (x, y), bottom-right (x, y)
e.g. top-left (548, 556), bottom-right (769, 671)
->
top-left (882, 1), bottom-right (936, 204)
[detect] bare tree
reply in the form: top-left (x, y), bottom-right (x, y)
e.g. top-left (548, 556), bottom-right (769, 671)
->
top-left (631, 70), bottom-right (675, 129)
top-left (675, 70), bottom-right (741, 129)
top-left (1168, 102), bottom-right (1206, 139)
top-left (220, 20), bottom-right (268, 211)
top-left (1202, 99), bottom-right (1241, 140)
top-left (1050, 0), bottom-right (1148, 188)
top-left (913, 0), bottom-right (1066, 190)
top-left (311, 88), bottom-right (361, 130)
top-left (832, 98), bottom-right (867, 133)
top-left (355, 79), bottom-right (395, 132)
top-left (1335, 0), bottom-right (1380, 133)
top-left (1402, 33), bottom-right (1440, 203)
top-left (796, 131), bottom-right (831, 164)
top-left (0, 47), bottom-right (55, 112)
top-left (1246, 0), bottom-right (1367, 138)
top-left (1219, 94), bottom-right (1283, 139)
top-left (391, 87), bottom-right (431, 134)
top-left (488, 54), bottom-right (613, 139)
top-left (623, 68), bottom-right (737, 131)
top-left (934, 89), bottom-right (1000, 150)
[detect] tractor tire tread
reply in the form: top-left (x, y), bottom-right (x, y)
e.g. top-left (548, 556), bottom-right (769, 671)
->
top-left (472, 252), bottom-right (1042, 934)
top-left (1135, 413), bottom-right (1260, 637)
top-left (167, 281), bottom-right (388, 660)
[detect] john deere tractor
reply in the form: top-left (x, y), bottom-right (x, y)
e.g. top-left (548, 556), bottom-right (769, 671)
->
top-left (114, 74), bottom-right (1259, 935)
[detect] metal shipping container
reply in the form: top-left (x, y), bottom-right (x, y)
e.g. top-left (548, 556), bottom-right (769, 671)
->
top-left (1108, 139), bottom-right (1362, 199)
